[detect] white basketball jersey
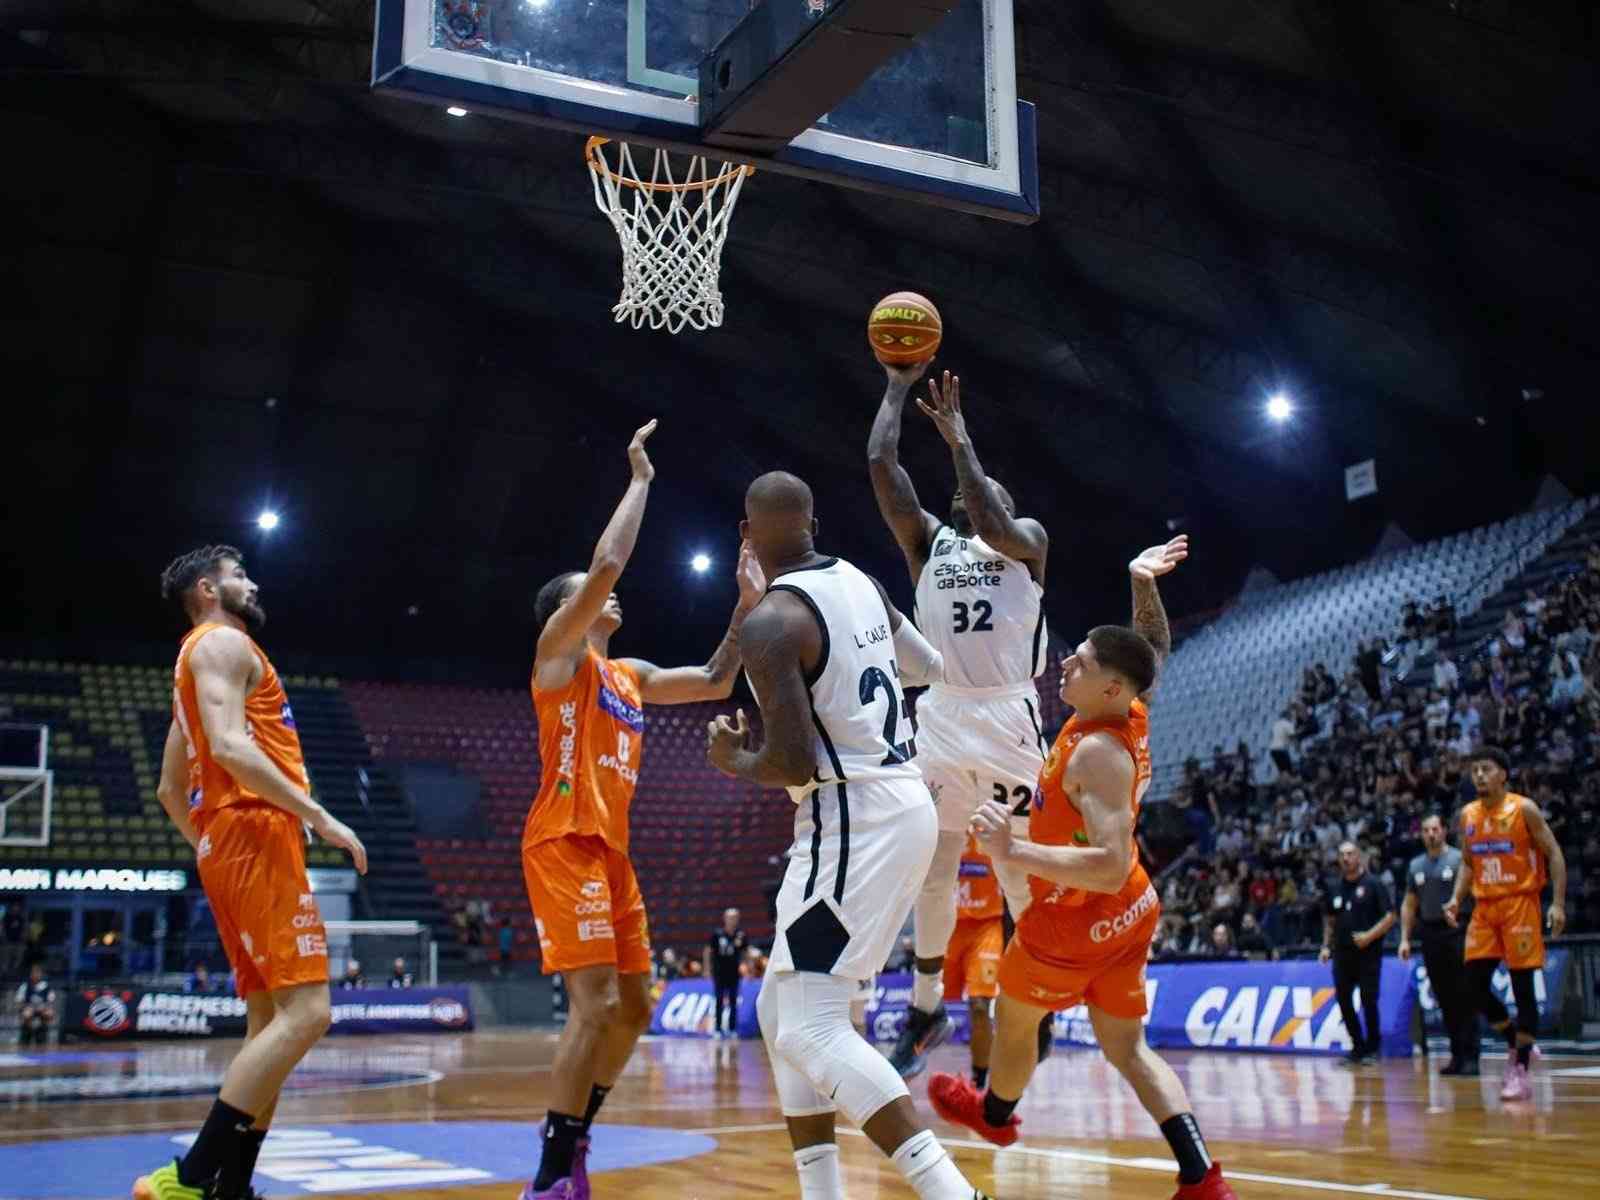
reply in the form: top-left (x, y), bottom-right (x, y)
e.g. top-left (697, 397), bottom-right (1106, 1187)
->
top-left (913, 525), bottom-right (1046, 689)
top-left (765, 557), bottom-right (924, 802)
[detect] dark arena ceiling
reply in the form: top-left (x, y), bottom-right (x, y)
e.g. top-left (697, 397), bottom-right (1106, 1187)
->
top-left (3, 0), bottom-right (1598, 684)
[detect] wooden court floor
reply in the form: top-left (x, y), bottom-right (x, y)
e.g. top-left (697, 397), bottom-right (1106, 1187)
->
top-left (5, 1030), bottom-right (1598, 1199)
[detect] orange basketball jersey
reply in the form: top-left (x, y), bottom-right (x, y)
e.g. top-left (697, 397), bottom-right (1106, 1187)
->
top-left (1024, 700), bottom-right (1154, 932)
top-left (172, 623), bottom-right (310, 828)
top-left (525, 650), bottom-right (644, 854)
top-left (956, 834), bottom-right (1004, 922)
top-left (1462, 793), bottom-right (1546, 901)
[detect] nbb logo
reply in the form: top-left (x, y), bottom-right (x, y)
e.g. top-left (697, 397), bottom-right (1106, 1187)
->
top-left (657, 991), bottom-right (716, 1034)
top-left (1183, 985), bottom-right (1355, 1051)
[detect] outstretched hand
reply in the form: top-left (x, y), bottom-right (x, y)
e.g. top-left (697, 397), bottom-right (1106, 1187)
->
top-left (735, 540), bottom-right (766, 612)
top-left (628, 419), bottom-right (658, 482)
top-left (916, 370), bottom-right (969, 447)
top-left (1129, 535), bottom-right (1189, 581)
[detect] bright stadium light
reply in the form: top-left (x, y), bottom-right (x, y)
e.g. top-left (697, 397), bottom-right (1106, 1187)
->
top-left (691, 553), bottom-right (712, 574)
top-left (1266, 393), bottom-right (1293, 423)
top-left (445, 106), bottom-right (469, 117)
top-left (256, 510), bottom-right (280, 531)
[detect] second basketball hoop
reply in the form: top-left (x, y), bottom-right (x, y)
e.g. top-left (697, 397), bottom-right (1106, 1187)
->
top-left (585, 137), bottom-right (754, 335)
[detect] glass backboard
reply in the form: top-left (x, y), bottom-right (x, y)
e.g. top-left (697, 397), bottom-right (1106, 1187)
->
top-left (373, 0), bottom-right (1038, 221)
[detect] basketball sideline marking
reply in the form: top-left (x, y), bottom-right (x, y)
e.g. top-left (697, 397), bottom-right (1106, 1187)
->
top-left (690, 1123), bottom-right (1489, 1200)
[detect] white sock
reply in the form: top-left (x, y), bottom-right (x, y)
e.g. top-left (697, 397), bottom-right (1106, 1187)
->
top-left (891, 1130), bottom-right (973, 1200)
top-left (912, 969), bottom-right (944, 1015)
top-left (794, 1144), bottom-right (845, 1199)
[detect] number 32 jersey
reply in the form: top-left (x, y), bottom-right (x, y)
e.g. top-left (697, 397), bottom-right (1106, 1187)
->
top-left (913, 525), bottom-right (1046, 690)
top-left (766, 557), bottom-right (924, 803)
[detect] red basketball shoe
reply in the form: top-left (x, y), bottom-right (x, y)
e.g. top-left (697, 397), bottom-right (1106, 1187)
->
top-left (927, 1073), bottom-right (1021, 1148)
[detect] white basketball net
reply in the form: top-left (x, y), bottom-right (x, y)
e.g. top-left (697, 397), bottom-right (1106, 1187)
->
top-left (586, 137), bottom-right (753, 334)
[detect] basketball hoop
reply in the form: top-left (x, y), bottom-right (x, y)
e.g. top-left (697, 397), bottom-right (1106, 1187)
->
top-left (585, 136), bottom-right (754, 334)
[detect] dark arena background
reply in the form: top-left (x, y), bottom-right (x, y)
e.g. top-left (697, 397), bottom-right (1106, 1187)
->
top-left (3, 2), bottom-right (1600, 1198)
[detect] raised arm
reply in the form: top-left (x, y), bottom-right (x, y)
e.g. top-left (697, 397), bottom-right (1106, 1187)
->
top-left (917, 371), bottom-right (1048, 572)
top-left (189, 627), bottom-right (367, 873)
top-left (865, 571), bottom-right (944, 687)
top-left (624, 542), bottom-right (766, 705)
top-left (535, 420), bottom-right (657, 678)
top-left (1524, 798), bottom-right (1568, 936)
top-left (1128, 535), bottom-right (1188, 699)
top-left (704, 595), bottom-right (818, 789)
top-left (970, 734), bottom-right (1135, 894)
top-left (155, 720), bottom-right (199, 852)
top-left (867, 362), bottom-right (941, 581)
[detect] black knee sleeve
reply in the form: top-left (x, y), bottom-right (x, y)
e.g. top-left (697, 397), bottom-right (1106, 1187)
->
top-left (1509, 968), bottom-right (1540, 1038)
top-left (1465, 959), bottom-right (1510, 1025)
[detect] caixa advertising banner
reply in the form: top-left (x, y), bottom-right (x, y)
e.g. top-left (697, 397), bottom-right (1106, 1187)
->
top-left (1414, 948), bottom-right (1571, 1038)
top-left (653, 961), bottom-right (1418, 1057)
top-left (64, 987), bottom-right (473, 1040)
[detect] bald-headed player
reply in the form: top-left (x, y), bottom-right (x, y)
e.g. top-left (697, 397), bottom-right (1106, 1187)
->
top-left (135, 546), bottom-right (368, 1200)
top-left (869, 364), bottom-right (1049, 1078)
top-left (707, 471), bottom-right (993, 1200)
top-left (928, 539), bottom-right (1238, 1200)
top-left (522, 421), bottom-right (765, 1200)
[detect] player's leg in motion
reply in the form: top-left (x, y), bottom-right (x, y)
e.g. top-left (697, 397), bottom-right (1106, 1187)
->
top-left (523, 839), bottom-right (654, 1198)
top-left (1465, 955), bottom-right (1539, 1100)
top-left (759, 970), bottom-right (992, 1200)
top-left (135, 811), bottom-right (333, 1200)
top-left (135, 982), bottom-right (331, 1200)
top-left (892, 820), bottom-right (965, 1076)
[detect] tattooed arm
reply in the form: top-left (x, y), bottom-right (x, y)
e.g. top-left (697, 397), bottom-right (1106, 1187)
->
top-left (1127, 536), bottom-right (1188, 699)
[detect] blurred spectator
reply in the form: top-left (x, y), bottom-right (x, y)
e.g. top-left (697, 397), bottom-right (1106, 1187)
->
top-left (1269, 709), bottom-right (1295, 775)
top-left (1237, 912), bottom-right (1271, 957)
top-left (339, 960), bottom-right (367, 989)
top-left (184, 962), bottom-right (221, 994)
top-left (1208, 923), bottom-right (1236, 957)
top-left (495, 920), bottom-right (515, 976)
top-left (740, 945), bottom-right (768, 980)
top-left (1433, 653), bottom-right (1460, 695)
top-left (389, 957), bottom-right (414, 988)
top-left (657, 947), bottom-right (682, 982)
top-left (15, 963), bottom-right (54, 1046)
top-left (0, 903), bottom-right (24, 977)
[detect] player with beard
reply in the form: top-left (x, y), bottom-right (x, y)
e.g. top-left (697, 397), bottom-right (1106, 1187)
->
top-left (869, 364), bottom-right (1050, 1078)
top-left (521, 421), bottom-right (766, 1199)
top-left (134, 546), bottom-right (368, 1200)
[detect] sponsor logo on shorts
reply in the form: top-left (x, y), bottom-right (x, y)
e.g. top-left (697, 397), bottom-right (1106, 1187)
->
top-left (299, 893), bottom-right (317, 909)
top-left (576, 919), bottom-right (614, 942)
top-left (1089, 884), bottom-right (1159, 944)
top-left (280, 701), bottom-right (297, 730)
top-left (1072, 829), bottom-right (1089, 846)
top-left (197, 835), bottom-right (212, 860)
top-left (573, 901), bottom-right (610, 915)
top-left (188, 787), bottom-right (203, 810)
top-left (292, 913), bottom-right (322, 929)
top-left (296, 933), bottom-right (328, 958)
top-left (580, 880), bottom-right (604, 898)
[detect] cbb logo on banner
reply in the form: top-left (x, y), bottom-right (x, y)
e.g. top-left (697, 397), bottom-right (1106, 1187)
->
top-left (84, 992), bottom-right (132, 1036)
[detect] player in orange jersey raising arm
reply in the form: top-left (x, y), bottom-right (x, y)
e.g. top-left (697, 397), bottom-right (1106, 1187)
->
top-left (134, 546), bottom-right (367, 1200)
top-left (521, 420), bottom-right (766, 1200)
top-left (1443, 745), bottom-right (1567, 1102)
top-left (929, 537), bottom-right (1237, 1200)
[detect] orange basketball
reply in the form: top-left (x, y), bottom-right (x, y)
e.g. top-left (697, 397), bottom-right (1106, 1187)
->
top-left (867, 291), bottom-right (942, 365)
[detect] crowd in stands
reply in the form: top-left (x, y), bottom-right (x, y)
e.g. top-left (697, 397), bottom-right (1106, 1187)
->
top-left (1143, 539), bottom-right (1600, 961)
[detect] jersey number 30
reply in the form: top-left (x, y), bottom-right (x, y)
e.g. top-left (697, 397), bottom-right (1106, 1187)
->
top-left (859, 664), bottom-right (917, 766)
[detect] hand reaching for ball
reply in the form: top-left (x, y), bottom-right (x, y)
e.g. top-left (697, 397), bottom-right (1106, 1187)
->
top-left (916, 371), bottom-right (969, 447)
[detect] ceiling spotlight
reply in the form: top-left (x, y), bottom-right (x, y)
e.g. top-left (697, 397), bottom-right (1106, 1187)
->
top-left (1266, 393), bottom-right (1293, 423)
top-left (256, 510), bottom-right (280, 531)
top-left (691, 553), bottom-right (711, 574)
top-left (445, 106), bottom-right (469, 117)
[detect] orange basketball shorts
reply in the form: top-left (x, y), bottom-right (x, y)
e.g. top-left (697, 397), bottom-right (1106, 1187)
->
top-left (999, 903), bottom-right (1158, 1019)
top-left (1465, 893), bottom-right (1545, 970)
top-left (523, 833), bottom-right (651, 976)
top-left (195, 804), bottom-right (328, 999)
top-left (943, 917), bottom-right (1003, 1001)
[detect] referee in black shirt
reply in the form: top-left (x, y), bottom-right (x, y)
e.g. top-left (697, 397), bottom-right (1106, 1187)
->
top-left (1321, 842), bottom-right (1396, 1066)
top-left (1398, 813), bottom-right (1476, 1074)
top-left (704, 907), bottom-right (747, 1039)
